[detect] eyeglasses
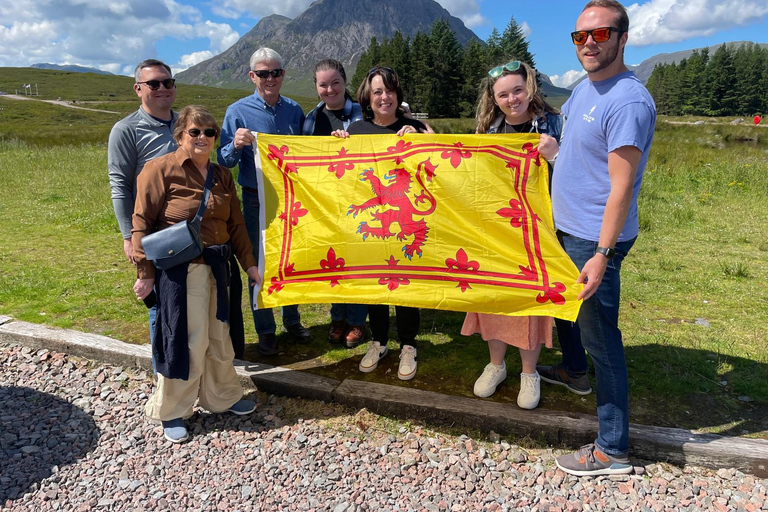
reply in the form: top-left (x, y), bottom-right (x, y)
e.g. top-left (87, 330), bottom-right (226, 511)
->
top-left (367, 66), bottom-right (395, 76)
top-left (252, 69), bottom-right (284, 79)
top-left (488, 61), bottom-right (522, 78)
top-left (136, 78), bottom-right (176, 90)
top-left (186, 128), bottom-right (217, 138)
top-left (571, 27), bottom-right (622, 45)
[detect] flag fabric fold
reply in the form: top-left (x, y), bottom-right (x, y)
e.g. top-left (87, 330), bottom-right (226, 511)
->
top-left (252, 133), bottom-right (582, 321)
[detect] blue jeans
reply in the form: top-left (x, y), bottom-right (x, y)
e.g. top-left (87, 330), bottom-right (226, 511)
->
top-left (242, 188), bottom-right (301, 335)
top-left (560, 233), bottom-right (635, 456)
top-left (330, 304), bottom-right (368, 325)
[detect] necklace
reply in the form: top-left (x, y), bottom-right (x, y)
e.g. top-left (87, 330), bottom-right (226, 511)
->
top-left (503, 120), bottom-right (532, 134)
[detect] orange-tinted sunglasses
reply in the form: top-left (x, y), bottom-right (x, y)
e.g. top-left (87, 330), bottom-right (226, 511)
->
top-left (571, 27), bottom-right (622, 45)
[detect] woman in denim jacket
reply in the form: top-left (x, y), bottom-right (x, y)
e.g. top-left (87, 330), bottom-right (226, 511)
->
top-left (462, 59), bottom-right (568, 409)
top-left (302, 59), bottom-right (368, 349)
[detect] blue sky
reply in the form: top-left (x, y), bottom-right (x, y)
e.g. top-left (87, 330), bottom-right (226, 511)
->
top-left (1, 0), bottom-right (767, 88)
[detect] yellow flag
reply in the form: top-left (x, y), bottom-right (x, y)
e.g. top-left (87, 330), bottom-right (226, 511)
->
top-left (253, 133), bottom-right (582, 321)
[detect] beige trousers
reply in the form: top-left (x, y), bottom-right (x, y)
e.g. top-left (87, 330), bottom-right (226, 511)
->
top-left (145, 263), bottom-right (243, 421)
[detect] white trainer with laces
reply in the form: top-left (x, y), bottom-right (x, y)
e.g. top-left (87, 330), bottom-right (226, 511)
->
top-left (397, 346), bottom-right (418, 380)
top-left (517, 371), bottom-right (541, 409)
top-left (473, 361), bottom-right (507, 398)
top-left (359, 341), bottom-right (388, 373)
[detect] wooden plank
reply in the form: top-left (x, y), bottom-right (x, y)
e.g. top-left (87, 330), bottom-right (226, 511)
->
top-left (333, 379), bottom-right (597, 446)
top-left (334, 379), bottom-right (768, 477)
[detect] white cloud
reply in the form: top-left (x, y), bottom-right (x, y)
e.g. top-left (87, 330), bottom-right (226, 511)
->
top-left (549, 69), bottom-right (586, 88)
top-left (195, 21), bottom-right (239, 53)
top-left (627, 0), bottom-right (768, 46)
top-left (520, 21), bottom-right (533, 37)
top-left (435, 0), bottom-right (488, 28)
top-left (214, 0), bottom-right (310, 18)
top-left (0, 0), bottom-right (240, 77)
top-left (172, 50), bottom-right (214, 74)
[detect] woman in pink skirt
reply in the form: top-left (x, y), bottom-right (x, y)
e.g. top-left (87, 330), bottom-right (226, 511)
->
top-left (462, 60), bottom-right (563, 409)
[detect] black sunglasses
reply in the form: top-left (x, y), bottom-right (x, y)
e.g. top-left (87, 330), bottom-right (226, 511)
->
top-left (136, 78), bottom-right (176, 90)
top-left (571, 27), bottom-right (623, 45)
top-left (367, 66), bottom-right (395, 76)
top-left (187, 128), bottom-right (217, 138)
top-left (252, 69), bottom-right (284, 79)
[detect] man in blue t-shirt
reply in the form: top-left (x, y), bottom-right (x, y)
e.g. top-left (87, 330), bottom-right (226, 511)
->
top-left (544, 0), bottom-right (656, 476)
top-left (217, 47), bottom-right (311, 356)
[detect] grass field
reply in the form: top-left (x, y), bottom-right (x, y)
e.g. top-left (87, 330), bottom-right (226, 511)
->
top-left (1, 76), bottom-right (767, 439)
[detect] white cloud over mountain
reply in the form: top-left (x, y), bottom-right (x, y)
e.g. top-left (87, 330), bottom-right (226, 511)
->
top-left (628, 0), bottom-right (768, 46)
top-left (548, 69), bottom-right (586, 89)
top-left (0, 0), bottom-right (238, 74)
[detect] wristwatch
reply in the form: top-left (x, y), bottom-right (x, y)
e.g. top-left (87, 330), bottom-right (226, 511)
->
top-left (595, 246), bottom-right (616, 259)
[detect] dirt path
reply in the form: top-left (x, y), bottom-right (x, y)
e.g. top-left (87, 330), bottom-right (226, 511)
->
top-left (0, 94), bottom-right (119, 114)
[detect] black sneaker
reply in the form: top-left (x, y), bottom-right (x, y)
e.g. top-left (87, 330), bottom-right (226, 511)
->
top-left (536, 363), bottom-right (592, 395)
top-left (285, 323), bottom-right (312, 344)
top-left (556, 443), bottom-right (632, 476)
top-left (258, 333), bottom-right (279, 356)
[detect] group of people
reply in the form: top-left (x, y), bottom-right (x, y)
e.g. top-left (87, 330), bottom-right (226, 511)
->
top-left (108, 0), bottom-right (656, 477)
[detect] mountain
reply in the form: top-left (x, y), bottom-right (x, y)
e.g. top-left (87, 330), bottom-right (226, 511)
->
top-left (566, 41), bottom-right (768, 89)
top-left (176, 0), bottom-right (479, 96)
top-left (31, 63), bottom-right (112, 75)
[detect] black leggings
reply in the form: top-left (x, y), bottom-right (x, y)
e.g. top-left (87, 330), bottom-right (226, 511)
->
top-left (367, 305), bottom-right (419, 348)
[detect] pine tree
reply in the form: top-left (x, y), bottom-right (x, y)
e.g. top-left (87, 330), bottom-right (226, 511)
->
top-left (485, 28), bottom-right (503, 68)
top-left (410, 31), bottom-right (434, 114)
top-left (499, 17), bottom-right (535, 68)
top-left (460, 39), bottom-right (486, 118)
top-left (428, 19), bottom-right (463, 117)
top-left (705, 44), bottom-right (738, 115)
top-left (350, 37), bottom-right (381, 95)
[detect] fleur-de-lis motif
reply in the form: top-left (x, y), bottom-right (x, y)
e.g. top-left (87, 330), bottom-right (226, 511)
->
top-left (536, 282), bottom-right (567, 305)
top-left (387, 139), bottom-right (412, 153)
top-left (320, 247), bottom-right (345, 270)
top-left (441, 143), bottom-right (471, 168)
top-left (497, 199), bottom-right (524, 227)
top-left (445, 248), bottom-right (479, 292)
top-left (267, 144), bottom-right (297, 173)
top-left (278, 201), bottom-right (309, 226)
top-left (445, 248), bottom-right (479, 271)
top-left (378, 275), bottom-right (410, 290)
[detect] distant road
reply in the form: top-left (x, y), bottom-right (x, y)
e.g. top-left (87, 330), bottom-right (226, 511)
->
top-left (0, 94), bottom-right (119, 114)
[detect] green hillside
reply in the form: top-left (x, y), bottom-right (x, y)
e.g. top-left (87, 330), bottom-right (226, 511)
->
top-left (0, 67), bottom-right (317, 131)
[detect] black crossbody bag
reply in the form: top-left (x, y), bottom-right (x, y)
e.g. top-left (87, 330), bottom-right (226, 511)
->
top-left (142, 165), bottom-right (214, 270)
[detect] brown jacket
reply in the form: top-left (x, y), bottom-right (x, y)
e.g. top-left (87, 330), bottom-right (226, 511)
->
top-left (132, 147), bottom-right (256, 279)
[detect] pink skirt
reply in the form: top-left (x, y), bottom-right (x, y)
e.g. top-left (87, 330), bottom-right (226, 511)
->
top-left (461, 313), bottom-right (553, 350)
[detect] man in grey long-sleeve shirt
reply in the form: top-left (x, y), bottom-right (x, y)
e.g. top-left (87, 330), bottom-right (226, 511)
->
top-left (108, 59), bottom-right (177, 263)
top-left (108, 59), bottom-right (177, 346)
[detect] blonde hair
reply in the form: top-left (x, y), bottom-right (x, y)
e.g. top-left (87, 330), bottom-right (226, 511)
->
top-left (475, 60), bottom-right (558, 134)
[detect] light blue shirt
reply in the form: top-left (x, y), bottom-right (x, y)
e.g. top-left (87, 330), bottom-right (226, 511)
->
top-left (217, 92), bottom-right (304, 189)
top-left (552, 71), bottom-right (656, 242)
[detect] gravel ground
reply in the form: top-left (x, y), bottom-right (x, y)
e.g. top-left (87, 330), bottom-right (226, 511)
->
top-left (2, 342), bottom-right (767, 512)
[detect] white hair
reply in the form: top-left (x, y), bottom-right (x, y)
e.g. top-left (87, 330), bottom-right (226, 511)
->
top-left (250, 47), bottom-right (284, 70)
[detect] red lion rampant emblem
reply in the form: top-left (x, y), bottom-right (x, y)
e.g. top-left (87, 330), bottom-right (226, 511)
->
top-left (347, 161), bottom-right (437, 259)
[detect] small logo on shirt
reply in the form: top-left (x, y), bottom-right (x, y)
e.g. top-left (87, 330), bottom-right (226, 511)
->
top-left (583, 105), bottom-right (596, 123)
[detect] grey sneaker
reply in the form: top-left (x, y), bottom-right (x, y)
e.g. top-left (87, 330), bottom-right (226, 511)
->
top-left (536, 363), bottom-right (592, 395)
top-left (556, 443), bottom-right (632, 476)
top-left (162, 418), bottom-right (189, 444)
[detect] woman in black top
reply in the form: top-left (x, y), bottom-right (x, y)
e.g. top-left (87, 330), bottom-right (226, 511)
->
top-left (338, 67), bottom-right (426, 380)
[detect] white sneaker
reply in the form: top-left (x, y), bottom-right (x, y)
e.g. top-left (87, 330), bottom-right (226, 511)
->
top-left (473, 362), bottom-right (507, 398)
top-left (397, 346), bottom-right (418, 380)
top-left (359, 341), bottom-right (388, 373)
top-left (517, 372), bottom-right (541, 409)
